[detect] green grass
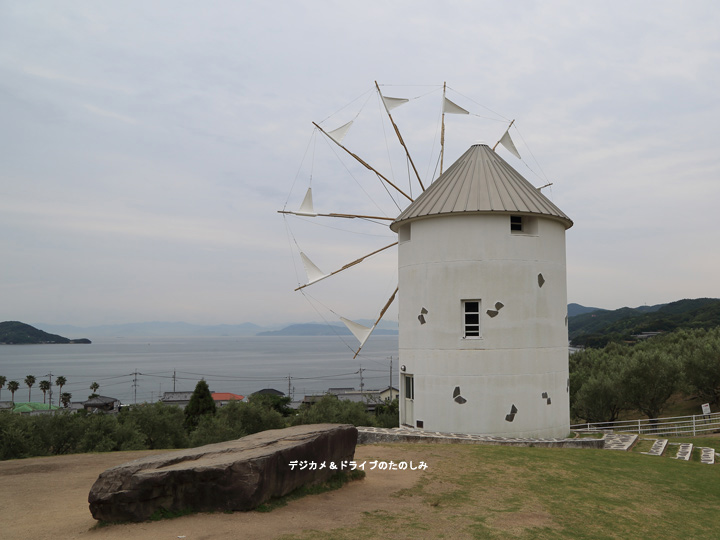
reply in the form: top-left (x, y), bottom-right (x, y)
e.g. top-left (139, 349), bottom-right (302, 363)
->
top-left (255, 469), bottom-right (366, 512)
top-left (277, 443), bottom-right (720, 540)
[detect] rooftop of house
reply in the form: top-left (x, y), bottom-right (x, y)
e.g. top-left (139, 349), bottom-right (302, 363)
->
top-left (212, 392), bottom-right (244, 401)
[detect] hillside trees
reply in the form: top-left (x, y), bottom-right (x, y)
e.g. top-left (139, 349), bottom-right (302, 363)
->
top-left (570, 347), bottom-right (626, 423)
top-left (570, 327), bottom-right (720, 423)
top-left (621, 348), bottom-right (682, 421)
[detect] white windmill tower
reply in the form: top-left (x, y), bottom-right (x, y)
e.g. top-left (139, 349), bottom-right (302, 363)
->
top-left (282, 84), bottom-right (573, 437)
top-left (390, 143), bottom-right (573, 438)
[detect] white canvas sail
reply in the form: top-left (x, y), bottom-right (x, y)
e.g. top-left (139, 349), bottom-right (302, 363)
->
top-left (327, 120), bottom-right (353, 144)
top-left (499, 129), bottom-right (521, 159)
top-left (341, 317), bottom-right (375, 346)
top-left (297, 187), bottom-right (317, 216)
top-left (382, 96), bottom-right (409, 112)
top-left (300, 252), bottom-right (329, 286)
top-left (443, 97), bottom-right (469, 115)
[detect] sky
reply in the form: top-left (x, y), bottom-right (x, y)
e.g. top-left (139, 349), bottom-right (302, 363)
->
top-left (1, 1), bottom-right (719, 327)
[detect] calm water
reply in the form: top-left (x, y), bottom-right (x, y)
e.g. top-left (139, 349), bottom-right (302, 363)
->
top-left (0, 335), bottom-right (399, 406)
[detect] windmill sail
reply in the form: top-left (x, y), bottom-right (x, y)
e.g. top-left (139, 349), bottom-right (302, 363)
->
top-left (498, 129), bottom-right (521, 159)
top-left (297, 187), bottom-right (317, 216)
top-left (382, 96), bottom-right (409, 112)
top-left (443, 97), bottom-right (469, 115)
top-left (341, 317), bottom-right (375, 347)
top-left (300, 252), bottom-right (329, 286)
top-left (327, 121), bottom-right (353, 144)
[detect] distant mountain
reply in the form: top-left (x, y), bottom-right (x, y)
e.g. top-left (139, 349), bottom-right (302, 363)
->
top-left (567, 303), bottom-right (605, 317)
top-left (0, 321), bottom-right (91, 344)
top-left (568, 298), bottom-right (720, 347)
top-left (34, 320), bottom-right (398, 338)
top-left (257, 323), bottom-right (398, 337)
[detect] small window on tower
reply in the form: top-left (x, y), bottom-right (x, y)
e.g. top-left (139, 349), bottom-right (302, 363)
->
top-left (510, 215), bottom-right (523, 232)
top-left (463, 300), bottom-right (481, 338)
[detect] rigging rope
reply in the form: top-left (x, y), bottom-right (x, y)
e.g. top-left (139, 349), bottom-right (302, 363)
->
top-left (283, 130), bottom-right (317, 210)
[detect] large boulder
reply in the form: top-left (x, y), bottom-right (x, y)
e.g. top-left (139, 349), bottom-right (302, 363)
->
top-left (88, 423), bottom-right (358, 522)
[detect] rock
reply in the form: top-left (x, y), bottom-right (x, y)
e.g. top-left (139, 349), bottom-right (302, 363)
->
top-left (88, 423), bottom-right (358, 522)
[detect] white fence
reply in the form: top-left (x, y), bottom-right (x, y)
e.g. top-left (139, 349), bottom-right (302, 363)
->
top-left (571, 412), bottom-right (720, 438)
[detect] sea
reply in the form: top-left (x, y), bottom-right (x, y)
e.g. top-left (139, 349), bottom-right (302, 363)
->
top-left (0, 335), bottom-right (399, 406)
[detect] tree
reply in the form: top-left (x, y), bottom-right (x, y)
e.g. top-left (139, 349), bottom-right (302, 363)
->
top-left (184, 379), bottom-right (216, 431)
top-left (89, 382), bottom-right (99, 398)
top-left (24, 375), bottom-right (36, 402)
top-left (55, 376), bottom-right (67, 407)
top-left (621, 348), bottom-right (682, 421)
top-left (248, 393), bottom-right (293, 416)
top-left (292, 394), bottom-right (375, 427)
top-left (39, 380), bottom-right (51, 404)
top-left (60, 392), bottom-right (72, 408)
top-left (682, 329), bottom-right (720, 405)
top-left (7, 380), bottom-right (19, 404)
top-left (570, 348), bottom-right (627, 424)
top-left (0, 375), bottom-right (6, 401)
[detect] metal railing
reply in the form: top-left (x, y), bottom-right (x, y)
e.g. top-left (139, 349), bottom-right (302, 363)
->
top-left (571, 412), bottom-right (720, 438)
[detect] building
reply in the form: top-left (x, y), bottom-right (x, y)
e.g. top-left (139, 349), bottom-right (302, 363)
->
top-left (390, 144), bottom-right (573, 438)
top-left (211, 392), bottom-right (244, 407)
top-left (84, 396), bottom-right (120, 413)
top-left (161, 391), bottom-right (194, 409)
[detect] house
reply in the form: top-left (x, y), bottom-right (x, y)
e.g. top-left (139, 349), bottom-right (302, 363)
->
top-left (161, 391), bottom-right (194, 409)
top-left (10, 402), bottom-right (60, 415)
top-left (211, 392), bottom-right (244, 407)
top-left (390, 143), bottom-right (573, 437)
top-left (84, 396), bottom-right (120, 413)
top-left (251, 388), bottom-right (285, 397)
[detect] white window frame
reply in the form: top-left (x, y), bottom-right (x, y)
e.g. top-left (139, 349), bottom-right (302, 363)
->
top-left (462, 299), bottom-right (482, 339)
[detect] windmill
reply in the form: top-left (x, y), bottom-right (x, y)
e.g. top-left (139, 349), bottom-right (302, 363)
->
top-left (281, 83), bottom-right (572, 437)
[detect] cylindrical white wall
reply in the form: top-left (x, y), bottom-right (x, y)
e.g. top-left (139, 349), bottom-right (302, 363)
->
top-left (397, 213), bottom-right (570, 437)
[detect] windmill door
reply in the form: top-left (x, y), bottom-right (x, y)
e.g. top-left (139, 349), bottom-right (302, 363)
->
top-left (402, 374), bottom-right (414, 426)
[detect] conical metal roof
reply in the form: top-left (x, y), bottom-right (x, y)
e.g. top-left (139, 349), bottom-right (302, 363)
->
top-left (390, 144), bottom-right (573, 231)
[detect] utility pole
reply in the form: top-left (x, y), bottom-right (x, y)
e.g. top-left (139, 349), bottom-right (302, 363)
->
top-left (133, 370), bottom-right (139, 404)
top-left (389, 356), bottom-right (393, 400)
top-left (358, 365), bottom-right (365, 397)
top-left (47, 372), bottom-right (53, 412)
top-left (173, 370), bottom-right (177, 392)
top-left (287, 375), bottom-right (292, 397)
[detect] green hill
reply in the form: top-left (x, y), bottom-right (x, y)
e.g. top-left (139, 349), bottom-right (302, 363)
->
top-left (0, 321), bottom-right (90, 344)
top-left (569, 298), bottom-right (720, 347)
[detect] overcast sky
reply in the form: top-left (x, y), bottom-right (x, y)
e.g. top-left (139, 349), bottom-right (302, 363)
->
top-left (1, 1), bottom-right (719, 327)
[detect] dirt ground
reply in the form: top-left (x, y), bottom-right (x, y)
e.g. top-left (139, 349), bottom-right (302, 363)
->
top-left (0, 444), bottom-right (427, 540)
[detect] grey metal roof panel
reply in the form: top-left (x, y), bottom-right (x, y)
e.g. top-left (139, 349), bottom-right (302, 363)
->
top-left (391, 144), bottom-right (573, 230)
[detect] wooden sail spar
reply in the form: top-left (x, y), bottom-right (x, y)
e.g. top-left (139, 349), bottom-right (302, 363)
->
top-left (312, 122), bottom-right (414, 203)
top-left (375, 81), bottom-right (425, 192)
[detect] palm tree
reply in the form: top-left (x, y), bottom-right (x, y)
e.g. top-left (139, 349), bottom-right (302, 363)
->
top-left (0, 375), bottom-right (6, 401)
top-left (7, 381), bottom-right (19, 404)
top-left (55, 376), bottom-right (67, 407)
top-left (60, 392), bottom-right (72, 408)
top-left (89, 381), bottom-right (99, 397)
top-left (25, 375), bottom-right (36, 402)
top-left (39, 380), bottom-right (51, 404)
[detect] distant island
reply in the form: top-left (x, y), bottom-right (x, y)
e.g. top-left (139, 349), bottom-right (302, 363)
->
top-left (0, 321), bottom-right (91, 345)
top-left (257, 323), bottom-right (398, 337)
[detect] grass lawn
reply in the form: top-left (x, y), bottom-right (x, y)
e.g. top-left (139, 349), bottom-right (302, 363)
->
top-left (278, 442), bottom-right (720, 540)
